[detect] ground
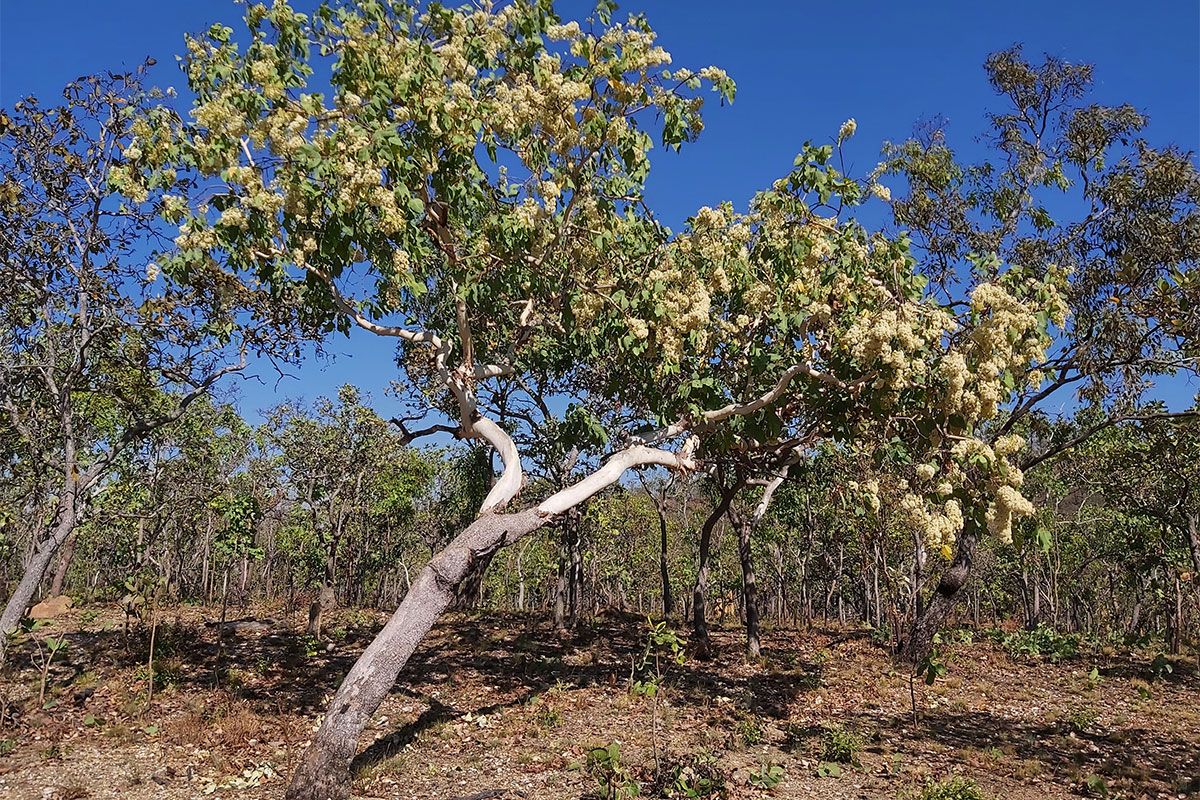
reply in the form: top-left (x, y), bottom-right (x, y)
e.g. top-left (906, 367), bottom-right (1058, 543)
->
top-left (0, 603), bottom-right (1197, 800)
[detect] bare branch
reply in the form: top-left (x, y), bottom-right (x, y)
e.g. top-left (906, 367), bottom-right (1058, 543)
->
top-left (1022, 410), bottom-right (1200, 472)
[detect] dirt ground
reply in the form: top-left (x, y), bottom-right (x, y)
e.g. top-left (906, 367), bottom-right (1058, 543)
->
top-left (1, 604), bottom-right (1197, 800)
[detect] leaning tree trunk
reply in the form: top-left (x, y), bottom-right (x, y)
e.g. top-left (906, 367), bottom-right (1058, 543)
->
top-left (0, 502), bottom-right (78, 664)
top-left (285, 509), bottom-right (542, 800)
top-left (284, 431), bottom-right (684, 800)
top-left (899, 520), bottom-right (980, 664)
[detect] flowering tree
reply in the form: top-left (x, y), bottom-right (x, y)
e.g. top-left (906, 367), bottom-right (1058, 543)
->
top-left (125, 2), bottom-right (1074, 795)
top-left (880, 47), bottom-right (1200, 661)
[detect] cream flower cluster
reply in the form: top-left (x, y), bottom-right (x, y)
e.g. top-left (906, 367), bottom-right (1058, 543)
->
top-left (986, 485), bottom-right (1033, 545)
top-left (846, 480), bottom-right (882, 513)
top-left (938, 279), bottom-right (1067, 421)
top-left (899, 492), bottom-right (965, 558)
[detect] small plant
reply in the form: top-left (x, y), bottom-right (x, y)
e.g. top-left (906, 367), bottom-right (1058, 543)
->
top-left (1086, 665), bottom-right (1103, 688)
top-left (33, 633), bottom-right (69, 706)
top-left (915, 776), bottom-right (988, 800)
top-left (1080, 773), bottom-right (1112, 797)
top-left (1148, 652), bottom-right (1173, 681)
top-left (917, 642), bottom-right (949, 686)
top-left (535, 703), bottom-right (562, 729)
top-left (582, 743), bottom-right (641, 800)
top-left (1066, 706), bottom-right (1099, 733)
top-left (815, 762), bottom-right (841, 778)
top-left (820, 726), bottom-right (864, 764)
top-left (299, 634), bottom-right (321, 658)
top-left (748, 763), bottom-right (784, 790)
top-left (1001, 625), bottom-right (1080, 661)
top-left (630, 618), bottom-right (687, 782)
top-left (667, 753), bottom-right (726, 798)
top-left (734, 715), bottom-right (765, 747)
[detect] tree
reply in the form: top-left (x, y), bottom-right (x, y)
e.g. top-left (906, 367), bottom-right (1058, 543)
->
top-left (0, 70), bottom-right (269, 661)
top-left (881, 47), bottom-right (1200, 662)
top-left (264, 385), bottom-right (416, 635)
top-left (128, 3), bottom-right (1073, 795)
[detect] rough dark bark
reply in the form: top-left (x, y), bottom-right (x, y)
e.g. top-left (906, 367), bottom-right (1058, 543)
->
top-left (453, 549), bottom-right (497, 611)
top-left (691, 482), bottom-right (739, 659)
top-left (285, 509), bottom-right (544, 800)
top-left (728, 503), bottom-right (761, 659)
top-left (899, 520), bottom-right (980, 664)
top-left (552, 524), bottom-right (569, 634)
top-left (658, 504), bottom-right (673, 617)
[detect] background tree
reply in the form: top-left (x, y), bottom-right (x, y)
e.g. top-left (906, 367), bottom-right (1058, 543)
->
top-left (0, 70), bottom-right (275, 660)
top-left (881, 47), bottom-right (1200, 661)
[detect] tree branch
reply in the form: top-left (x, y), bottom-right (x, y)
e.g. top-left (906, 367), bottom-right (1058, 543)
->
top-left (1022, 410), bottom-right (1200, 472)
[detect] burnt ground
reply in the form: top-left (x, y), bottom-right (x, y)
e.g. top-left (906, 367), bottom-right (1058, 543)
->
top-left (0, 604), bottom-right (1197, 800)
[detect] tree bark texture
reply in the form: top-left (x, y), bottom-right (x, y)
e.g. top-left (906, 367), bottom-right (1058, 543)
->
top-left (899, 520), bottom-right (980, 664)
top-left (729, 503), bottom-right (761, 659)
top-left (691, 485), bottom-right (738, 659)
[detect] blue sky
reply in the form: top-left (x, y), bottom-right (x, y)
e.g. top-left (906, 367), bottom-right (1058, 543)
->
top-left (3, 0), bottom-right (1198, 420)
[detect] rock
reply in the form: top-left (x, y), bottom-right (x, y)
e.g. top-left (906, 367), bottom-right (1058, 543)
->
top-left (28, 595), bottom-right (73, 620)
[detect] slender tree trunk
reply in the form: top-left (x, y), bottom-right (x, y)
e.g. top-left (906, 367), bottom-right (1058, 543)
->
top-left (658, 504), bottom-right (673, 617)
top-left (308, 548), bottom-right (338, 638)
top-left (568, 513), bottom-right (583, 626)
top-left (552, 524), bottom-right (569, 634)
top-left (899, 520), bottom-right (980, 664)
top-left (728, 503), bottom-right (760, 659)
top-left (48, 530), bottom-right (79, 597)
top-left (691, 482), bottom-right (739, 658)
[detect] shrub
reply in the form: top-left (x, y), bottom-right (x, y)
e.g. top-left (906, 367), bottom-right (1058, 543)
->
top-left (821, 726), bottom-right (864, 764)
top-left (915, 776), bottom-right (988, 800)
top-left (734, 715), bottom-right (764, 746)
top-left (999, 625), bottom-right (1080, 661)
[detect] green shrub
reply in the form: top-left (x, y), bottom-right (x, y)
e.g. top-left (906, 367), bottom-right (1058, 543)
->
top-left (915, 776), bottom-right (987, 800)
top-left (821, 726), bottom-right (864, 764)
top-left (580, 743), bottom-right (641, 799)
top-left (1066, 706), bottom-right (1098, 732)
top-left (734, 715), bottom-right (764, 746)
top-left (1000, 625), bottom-right (1080, 661)
top-left (748, 763), bottom-right (784, 790)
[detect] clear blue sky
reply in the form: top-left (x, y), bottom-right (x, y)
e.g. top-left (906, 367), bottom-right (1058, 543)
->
top-left (3, 1), bottom-right (1198, 419)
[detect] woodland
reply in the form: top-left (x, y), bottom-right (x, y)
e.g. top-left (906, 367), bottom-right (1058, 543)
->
top-left (1, 1), bottom-right (1198, 799)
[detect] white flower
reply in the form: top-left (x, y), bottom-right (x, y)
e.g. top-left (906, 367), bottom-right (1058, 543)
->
top-left (838, 118), bottom-right (857, 142)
